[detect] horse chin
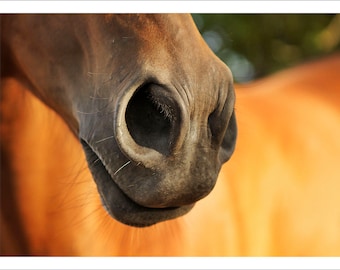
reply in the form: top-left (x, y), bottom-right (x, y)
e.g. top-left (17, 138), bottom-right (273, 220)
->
top-left (80, 139), bottom-right (194, 227)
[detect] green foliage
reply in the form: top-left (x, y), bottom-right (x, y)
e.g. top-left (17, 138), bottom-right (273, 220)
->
top-left (193, 14), bottom-right (340, 82)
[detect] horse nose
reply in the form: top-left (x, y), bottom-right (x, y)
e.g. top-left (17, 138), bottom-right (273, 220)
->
top-left (113, 81), bottom-right (236, 209)
top-left (115, 83), bottom-right (188, 168)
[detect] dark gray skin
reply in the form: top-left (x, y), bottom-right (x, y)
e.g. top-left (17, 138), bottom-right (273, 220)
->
top-left (1, 14), bottom-right (237, 227)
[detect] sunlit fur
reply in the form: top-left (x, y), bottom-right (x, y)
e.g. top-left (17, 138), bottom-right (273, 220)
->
top-left (1, 54), bottom-right (340, 255)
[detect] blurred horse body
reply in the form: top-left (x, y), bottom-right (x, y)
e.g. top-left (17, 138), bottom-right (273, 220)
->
top-left (225, 54), bottom-right (340, 255)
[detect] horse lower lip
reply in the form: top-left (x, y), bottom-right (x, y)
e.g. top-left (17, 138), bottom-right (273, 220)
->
top-left (80, 139), bottom-right (151, 208)
top-left (80, 139), bottom-right (194, 227)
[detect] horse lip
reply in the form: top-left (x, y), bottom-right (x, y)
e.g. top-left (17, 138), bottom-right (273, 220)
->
top-left (80, 139), bottom-right (194, 227)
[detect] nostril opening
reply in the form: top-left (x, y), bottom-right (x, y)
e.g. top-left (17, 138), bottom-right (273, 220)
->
top-left (208, 108), bottom-right (224, 146)
top-left (125, 83), bottom-right (175, 156)
top-left (209, 106), bottom-right (237, 163)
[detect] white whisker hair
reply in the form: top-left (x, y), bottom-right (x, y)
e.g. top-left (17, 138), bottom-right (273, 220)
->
top-left (114, 160), bottom-right (131, 176)
top-left (95, 136), bottom-right (114, 144)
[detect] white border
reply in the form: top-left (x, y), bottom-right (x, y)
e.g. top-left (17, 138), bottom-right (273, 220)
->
top-left (1, 4), bottom-right (340, 269)
top-left (1, 1), bottom-right (340, 13)
top-left (1, 257), bottom-right (340, 269)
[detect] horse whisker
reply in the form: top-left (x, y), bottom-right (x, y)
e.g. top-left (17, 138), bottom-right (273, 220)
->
top-left (114, 161), bottom-right (131, 176)
top-left (89, 96), bottom-right (109, 100)
top-left (92, 158), bottom-right (101, 166)
top-left (95, 136), bottom-right (114, 144)
top-left (76, 110), bottom-right (100, 115)
top-left (87, 71), bottom-right (109, 76)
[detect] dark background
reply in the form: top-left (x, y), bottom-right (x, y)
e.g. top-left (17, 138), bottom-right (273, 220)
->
top-left (192, 14), bottom-right (340, 83)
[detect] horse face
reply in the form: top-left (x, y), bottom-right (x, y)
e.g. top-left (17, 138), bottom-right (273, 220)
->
top-left (2, 14), bottom-right (236, 227)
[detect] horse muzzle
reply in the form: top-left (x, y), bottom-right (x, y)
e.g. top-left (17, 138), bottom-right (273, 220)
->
top-left (80, 80), bottom-right (237, 227)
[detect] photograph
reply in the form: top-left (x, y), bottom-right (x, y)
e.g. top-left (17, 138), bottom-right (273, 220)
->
top-left (1, 1), bottom-right (340, 269)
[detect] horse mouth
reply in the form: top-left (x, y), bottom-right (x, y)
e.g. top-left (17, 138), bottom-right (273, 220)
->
top-left (80, 139), bottom-right (194, 227)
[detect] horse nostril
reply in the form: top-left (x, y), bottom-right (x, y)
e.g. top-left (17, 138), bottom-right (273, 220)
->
top-left (208, 86), bottom-right (237, 164)
top-left (219, 110), bottom-right (237, 163)
top-left (125, 83), bottom-right (179, 156)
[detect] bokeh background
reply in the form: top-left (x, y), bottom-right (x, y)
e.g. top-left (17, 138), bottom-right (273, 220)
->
top-left (192, 14), bottom-right (340, 83)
